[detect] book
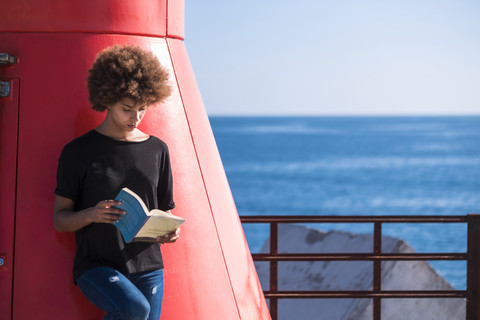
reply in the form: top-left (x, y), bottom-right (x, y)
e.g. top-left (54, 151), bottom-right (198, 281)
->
top-left (113, 187), bottom-right (185, 243)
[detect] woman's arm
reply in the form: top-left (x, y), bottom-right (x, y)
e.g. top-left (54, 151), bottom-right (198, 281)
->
top-left (53, 195), bottom-right (125, 232)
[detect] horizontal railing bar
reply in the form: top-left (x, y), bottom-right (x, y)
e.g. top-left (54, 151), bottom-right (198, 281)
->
top-left (251, 253), bottom-right (467, 261)
top-left (240, 215), bottom-right (467, 223)
top-left (263, 290), bottom-right (467, 299)
top-left (239, 214), bottom-right (478, 319)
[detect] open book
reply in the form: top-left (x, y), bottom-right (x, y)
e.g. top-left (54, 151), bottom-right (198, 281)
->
top-left (113, 187), bottom-right (185, 243)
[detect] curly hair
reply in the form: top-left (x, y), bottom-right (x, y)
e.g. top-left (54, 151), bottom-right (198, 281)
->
top-left (87, 45), bottom-right (171, 111)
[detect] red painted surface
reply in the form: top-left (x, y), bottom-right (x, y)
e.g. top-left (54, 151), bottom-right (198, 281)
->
top-left (167, 38), bottom-right (272, 319)
top-left (167, 0), bottom-right (185, 39)
top-left (0, 1), bottom-right (269, 319)
top-left (0, 0), bottom-right (180, 39)
top-left (0, 78), bottom-right (19, 320)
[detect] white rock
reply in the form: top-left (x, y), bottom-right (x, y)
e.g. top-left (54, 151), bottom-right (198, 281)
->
top-left (254, 224), bottom-right (465, 320)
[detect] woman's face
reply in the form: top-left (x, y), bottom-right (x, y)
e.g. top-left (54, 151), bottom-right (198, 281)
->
top-left (107, 98), bottom-right (147, 132)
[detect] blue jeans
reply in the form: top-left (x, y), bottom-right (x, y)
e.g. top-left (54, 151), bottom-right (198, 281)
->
top-left (76, 266), bottom-right (164, 320)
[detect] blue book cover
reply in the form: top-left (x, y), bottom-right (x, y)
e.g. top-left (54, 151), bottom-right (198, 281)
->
top-left (113, 188), bottom-right (185, 243)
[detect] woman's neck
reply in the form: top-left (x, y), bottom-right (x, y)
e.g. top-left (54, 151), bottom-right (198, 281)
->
top-left (95, 121), bottom-right (149, 142)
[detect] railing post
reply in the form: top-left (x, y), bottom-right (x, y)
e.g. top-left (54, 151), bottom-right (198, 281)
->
top-left (240, 215), bottom-right (468, 320)
top-left (373, 222), bottom-right (382, 320)
top-left (467, 214), bottom-right (480, 319)
top-left (270, 222), bottom-right (278, 320)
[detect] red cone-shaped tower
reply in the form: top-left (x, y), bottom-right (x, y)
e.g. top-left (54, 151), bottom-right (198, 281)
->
top-left (0, 1), bottom-right (270, 319)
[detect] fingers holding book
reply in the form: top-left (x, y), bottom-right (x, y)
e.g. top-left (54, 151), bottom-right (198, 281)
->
top-left (156, 228), bottom-right (181, 244)
top-left (88, 200), bottom-right (126, 224)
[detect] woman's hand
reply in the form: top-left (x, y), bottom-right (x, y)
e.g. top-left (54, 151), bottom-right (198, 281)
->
top-left (85, 200), bottom-right (126, 224)
top-left (54, 196), bottom-right (125, 232)
top-left (156, 228), bottom-right (180, 244)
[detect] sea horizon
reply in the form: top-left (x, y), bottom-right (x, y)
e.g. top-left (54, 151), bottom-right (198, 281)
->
top-left (209, 114), bottom-right (480, 118)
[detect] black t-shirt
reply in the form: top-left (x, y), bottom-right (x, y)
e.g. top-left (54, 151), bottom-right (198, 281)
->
top-left (55, 130), bottom-right (175, 281)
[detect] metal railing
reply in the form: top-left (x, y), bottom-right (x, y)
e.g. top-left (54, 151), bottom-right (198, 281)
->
top-left (240, 214), bottom-right (480, 320)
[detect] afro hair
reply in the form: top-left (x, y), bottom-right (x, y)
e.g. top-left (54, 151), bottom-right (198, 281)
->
top-left (87, 45), bottom-right (171, 111)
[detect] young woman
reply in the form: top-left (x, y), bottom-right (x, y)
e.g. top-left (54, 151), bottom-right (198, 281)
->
top-left (53, 45), bottom-right (179, 320)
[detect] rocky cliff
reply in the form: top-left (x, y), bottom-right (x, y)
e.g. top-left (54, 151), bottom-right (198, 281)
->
top-left (254, 224), bottom-right (465, 320)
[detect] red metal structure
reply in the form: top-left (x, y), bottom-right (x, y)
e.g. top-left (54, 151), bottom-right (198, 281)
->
top-left (0, 1), bottom-right (270, 319)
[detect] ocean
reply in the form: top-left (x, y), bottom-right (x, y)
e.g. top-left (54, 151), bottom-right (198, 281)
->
top-left (209, 116), bottom-right (480, 290)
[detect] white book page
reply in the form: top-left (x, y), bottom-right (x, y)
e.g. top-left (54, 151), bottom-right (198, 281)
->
top-left (136, 210), bottom-right (185, 238)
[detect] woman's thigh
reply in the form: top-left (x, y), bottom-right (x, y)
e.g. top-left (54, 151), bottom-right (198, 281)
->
top-left (128, 269), bottom-right (164, 320)
top-left (76, 266), bottom-right (151, 320)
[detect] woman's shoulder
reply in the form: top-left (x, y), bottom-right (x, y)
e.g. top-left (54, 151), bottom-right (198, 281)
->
top-left (60, 130), bottom-right (100, 157)
top-left (147, 135), bottom-right (169, 150)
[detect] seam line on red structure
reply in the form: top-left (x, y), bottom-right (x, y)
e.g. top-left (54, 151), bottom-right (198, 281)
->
top-left (165, 38), bottom-right (242, 319)
top-left (12, 77), bottom-right (21, 319)
top-left (0, 31), bottom-right (184, 41)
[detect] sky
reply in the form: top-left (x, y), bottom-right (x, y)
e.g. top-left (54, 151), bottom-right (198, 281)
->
top-left (184, 0), bottom-right (480, 116)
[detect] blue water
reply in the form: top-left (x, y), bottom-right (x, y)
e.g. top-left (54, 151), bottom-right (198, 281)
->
top-left (210, 116), bottom-right (480, 289)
